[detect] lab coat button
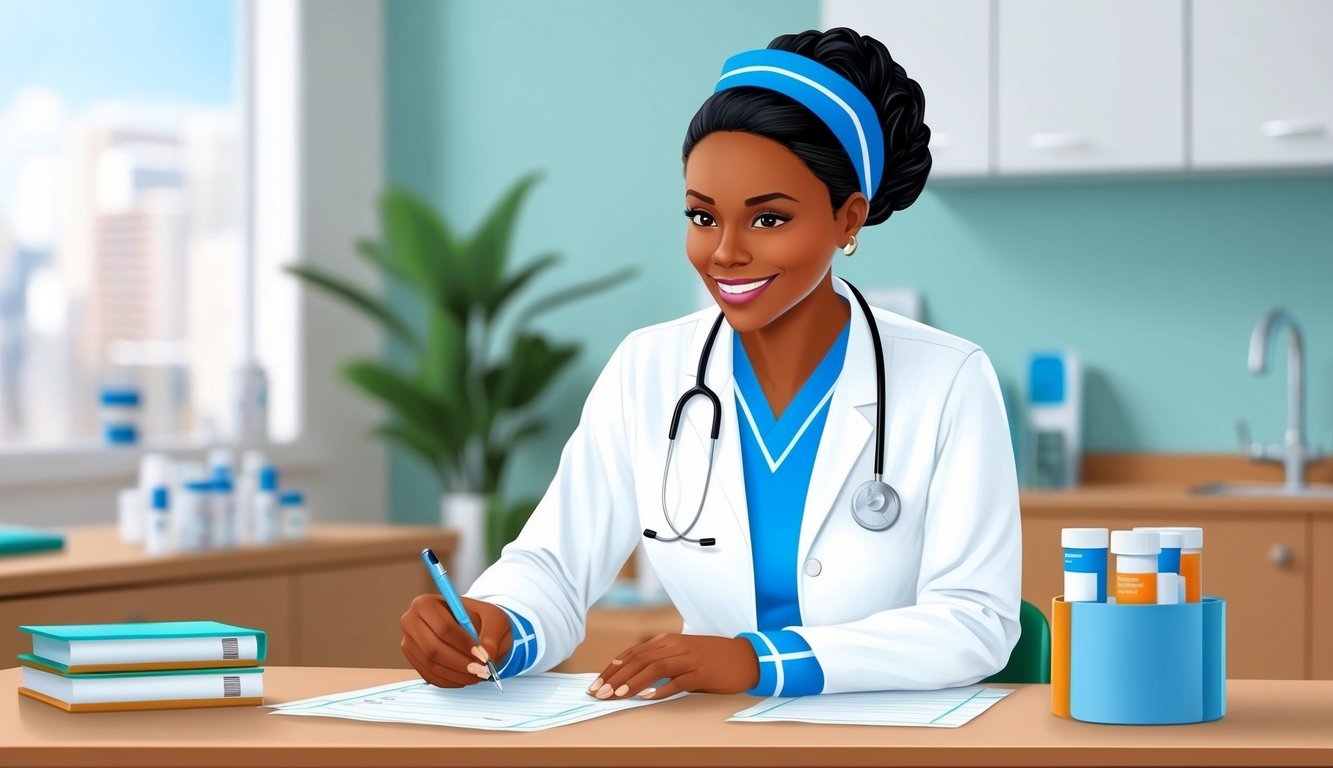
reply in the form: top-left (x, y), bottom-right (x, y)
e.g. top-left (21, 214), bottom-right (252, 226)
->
top-left (804, 558), bottom-right (822, 577)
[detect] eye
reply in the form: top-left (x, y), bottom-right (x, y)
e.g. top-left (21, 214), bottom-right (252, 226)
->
top-left (753, 211), bottom-right (790, 229)
top-left (684, 208), bottom-right (716, 227)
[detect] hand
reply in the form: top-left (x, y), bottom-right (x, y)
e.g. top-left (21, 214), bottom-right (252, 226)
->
top-left (399, 594), bottom-right (513, 688)
top-left (587, 633), bottom-right (760, 700)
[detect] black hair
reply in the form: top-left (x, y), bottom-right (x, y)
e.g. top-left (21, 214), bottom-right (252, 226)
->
top-left (682, 27), bottom-right (931, 226)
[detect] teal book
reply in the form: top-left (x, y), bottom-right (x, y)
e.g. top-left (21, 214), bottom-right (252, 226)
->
top-left (0, 525), bottom-right (64, 557)
top-left (19, 621), bottom-right (268, 673)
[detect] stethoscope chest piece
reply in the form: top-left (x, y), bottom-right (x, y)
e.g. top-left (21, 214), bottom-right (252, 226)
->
top-left (851, 479), bottom-right (901, 531)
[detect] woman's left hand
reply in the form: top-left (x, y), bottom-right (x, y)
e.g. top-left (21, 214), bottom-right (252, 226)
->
top-left (586, 633), bottom-right (760, 700)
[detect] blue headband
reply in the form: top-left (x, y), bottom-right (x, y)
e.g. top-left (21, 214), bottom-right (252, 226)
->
top-left (714, 48), bottom-right (885, 200)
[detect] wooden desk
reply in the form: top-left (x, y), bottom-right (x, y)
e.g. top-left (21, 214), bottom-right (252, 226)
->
top-left (2, 667), bottom-right (1331, 767)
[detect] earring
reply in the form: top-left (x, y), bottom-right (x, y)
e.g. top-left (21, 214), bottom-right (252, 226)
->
top-left (842, 235), bottom-right (858, 257)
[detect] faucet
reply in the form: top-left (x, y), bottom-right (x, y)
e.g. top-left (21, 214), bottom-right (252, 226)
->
top-left (1241, 309), bottom-right (1323, 489)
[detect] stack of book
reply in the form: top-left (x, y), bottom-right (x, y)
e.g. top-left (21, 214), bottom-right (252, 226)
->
top-left (16, 620), bottom-right (266, 712)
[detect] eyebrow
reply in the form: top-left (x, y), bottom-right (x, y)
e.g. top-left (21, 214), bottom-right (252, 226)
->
top-left (685, 190), bottom-right (800, 206)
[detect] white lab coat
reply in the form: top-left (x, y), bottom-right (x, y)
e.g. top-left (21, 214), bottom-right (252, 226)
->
top-left (466, 277), bottom-right (1022, 694)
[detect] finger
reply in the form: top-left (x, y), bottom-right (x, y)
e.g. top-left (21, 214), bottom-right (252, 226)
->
top-left (589, 634), bottom-right (676, 693)
top-left (637, 670), bottom-right (702, 700)
top-left (400, 634), bottom-right (478, 688)
top-left (475, 607), bottom-right (511, 667)
top-left (414, 598), bottom-right (487, 661)
top-left (402, 611), bottom-right (479, 673)
top-left (594, 647), bottom-right (690, 700)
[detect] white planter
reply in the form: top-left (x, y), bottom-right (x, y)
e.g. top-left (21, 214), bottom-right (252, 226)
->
top-left (440, 492), bottom-right (487, 592)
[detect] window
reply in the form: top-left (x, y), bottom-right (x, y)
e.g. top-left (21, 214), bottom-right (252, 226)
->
top-left (0, 0), bottom-right (295, 447)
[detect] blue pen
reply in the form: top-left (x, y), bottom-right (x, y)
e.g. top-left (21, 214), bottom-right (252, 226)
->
top-left (420, 547), bottom-right (503, 692)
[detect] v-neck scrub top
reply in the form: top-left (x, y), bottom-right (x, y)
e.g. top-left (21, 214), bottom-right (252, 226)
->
top-left (732, 319), bottom-right (849, 696)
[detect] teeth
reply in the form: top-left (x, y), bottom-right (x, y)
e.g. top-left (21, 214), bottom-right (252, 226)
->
top-left (718, 277), bottom-right (772, 295)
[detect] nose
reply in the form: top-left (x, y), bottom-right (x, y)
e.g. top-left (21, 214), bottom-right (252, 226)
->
top-left (711, 228), bottom-right (751, 269)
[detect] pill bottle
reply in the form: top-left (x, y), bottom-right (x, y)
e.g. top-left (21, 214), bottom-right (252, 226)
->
top-left (145, 486), bottom-right (172, 557)
top-left (211, 469), bottom-right (235, 549)
top-left (1136, 526), bottom-right (1203, 603)
top-left (177, 480), bottom-right (213, 552)
top-left (280, 490), bottom-right (307, 541)
top-left (252, 466), bottom-right (280, 546)
top-left (1112, 530), bottom-right (1160, 605)
top-left (1062, 528), bottom-right (1108, 602)
top-left (1155, 530), bottom-right (1182, 605)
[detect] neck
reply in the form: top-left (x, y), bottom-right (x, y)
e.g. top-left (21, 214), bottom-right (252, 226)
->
top-left (738, 272), bottom-right (850, 407)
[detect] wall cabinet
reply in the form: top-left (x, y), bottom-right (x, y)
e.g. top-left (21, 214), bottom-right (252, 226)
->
top-left (821, 0), bottom-right (1333, 178)
top-left (997, 0), bottom-right (1184, 174)
top-left (821, 0), bottom-right (992, 178)
top-left (1314, 518), bottom-right (1333, 680)
top-left (1192, 0), bottom-right (1333, 168)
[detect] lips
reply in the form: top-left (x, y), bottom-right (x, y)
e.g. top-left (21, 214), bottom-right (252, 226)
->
top-left (714, 274), bottom-right (776, 305)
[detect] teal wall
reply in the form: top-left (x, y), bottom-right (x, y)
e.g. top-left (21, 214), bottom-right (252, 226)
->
top-left (384, 0), bottom-right (1333, 522)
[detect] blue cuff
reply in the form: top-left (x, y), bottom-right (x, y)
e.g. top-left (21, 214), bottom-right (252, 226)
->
top-left (493, 605), bottom-right (538, 679)
top-left (738, 629), bottom-right (824, 697)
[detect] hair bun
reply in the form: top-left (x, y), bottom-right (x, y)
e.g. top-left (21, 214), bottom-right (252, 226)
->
top-left (769, 27), bottom-right (931, 224)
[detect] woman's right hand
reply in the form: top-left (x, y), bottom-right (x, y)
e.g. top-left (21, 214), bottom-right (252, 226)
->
top-left (399, 594), bottom-right (514, 688)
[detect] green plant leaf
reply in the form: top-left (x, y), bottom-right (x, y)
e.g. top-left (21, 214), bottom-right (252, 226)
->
top-left (419, 307), bottom-right (469, 400)
top-left (486, 495), bottom-right (539, 565)
top-left (285, 264), bottom-right (419, 350)
top-left (493, 334), bottom-right (579, 411)
top-left (467, 172), bottom-right (543, 307)
top-left (341, 360), bottom-right (446, 428)
top-left (514, 266), bottom-right (638, 330)
top-left (485, 251), bottom-right (560, 321)
top-left (380, 187), bottom-right (468, 316)
top-left (374, 422), bottom-right (451, 484)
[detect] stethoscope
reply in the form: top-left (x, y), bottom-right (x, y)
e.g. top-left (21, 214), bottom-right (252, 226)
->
top-left (643, 280), bottom-right (901, 547)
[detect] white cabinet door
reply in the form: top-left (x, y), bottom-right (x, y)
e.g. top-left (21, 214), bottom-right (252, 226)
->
top-left (997, 0), bottom-right (1184, 174)
top-left (822, 0), bottom-right (991, 178)
top-left (1192, 0), bottom-right (1333, 169)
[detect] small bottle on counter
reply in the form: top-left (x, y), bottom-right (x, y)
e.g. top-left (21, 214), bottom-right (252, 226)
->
top-left (1112, 530), bottom-right (1160, 605)
top-left (280, 490), bottom-right (307, 541)
top-left (1154, 530), bottom-right (1183, 605)
top-left (145, 486), bottom-right (172, 556)
top-left (252, 466), bottom-right (280, 546)
top-left (176, 480), bottom-right (212, 552)
top-left (1062, 528), bottom-right (1108, 603)
top-left (210, 468), bottom-right (235, 549)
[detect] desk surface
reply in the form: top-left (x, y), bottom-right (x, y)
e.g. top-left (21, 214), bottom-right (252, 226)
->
top-left (2, 667), bottom-right (1331, 768)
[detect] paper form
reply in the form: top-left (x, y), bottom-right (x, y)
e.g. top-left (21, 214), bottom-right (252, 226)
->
top-left (268, 672), bottom-right (684, 732)
top-left (728, 686), bottom-right (1013, 728)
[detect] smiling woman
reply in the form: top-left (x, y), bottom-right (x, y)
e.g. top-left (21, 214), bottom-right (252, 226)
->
top-left (399, 26), bottom-right (1022, 705)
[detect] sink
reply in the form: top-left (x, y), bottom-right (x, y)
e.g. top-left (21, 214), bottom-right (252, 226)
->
top-left (1192, 481), bottom-right (1333, 499)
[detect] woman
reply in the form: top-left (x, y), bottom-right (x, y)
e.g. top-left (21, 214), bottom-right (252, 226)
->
top-left (399, 26), bottom-right (1021, 701)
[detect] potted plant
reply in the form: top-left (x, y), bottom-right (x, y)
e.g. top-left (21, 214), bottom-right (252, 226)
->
top-left (286, 173), bottom-right (635, 587)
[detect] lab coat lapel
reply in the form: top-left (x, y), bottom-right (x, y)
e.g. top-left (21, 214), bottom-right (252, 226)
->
top-left (681, 313), bottom-right (751, 553)
top-left (797, 278), bottom-right (878, 564)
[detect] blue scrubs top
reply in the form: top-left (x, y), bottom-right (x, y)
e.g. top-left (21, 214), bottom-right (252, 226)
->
top-left (733, 318), bottom-right (849, 696)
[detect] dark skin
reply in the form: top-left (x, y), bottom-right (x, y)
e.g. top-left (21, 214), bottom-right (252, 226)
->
top-left (399, 129), bottom-right (868, 700)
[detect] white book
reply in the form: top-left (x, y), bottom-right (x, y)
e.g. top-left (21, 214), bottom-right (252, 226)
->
top-left (20, 666), bottom-right (263, 712)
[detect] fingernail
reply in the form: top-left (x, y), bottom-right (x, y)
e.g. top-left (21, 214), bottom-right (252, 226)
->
top-left (588, 677), bottom-right (602, 692)
top-left (467, 663), bottom-right (485, 677)
top-left (638, 687), bottom-right (656, 699)
top-left (596, 683), bottom-right (613, 699)
top-left (471, 646), bottom-right (489, 663)
top-left (611, 659), bottom-right (623, 665)
top-left (614, 684), bottom-right (629, 697)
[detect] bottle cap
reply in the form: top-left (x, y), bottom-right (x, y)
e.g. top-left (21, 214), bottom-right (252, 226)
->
top-left (1062, 528), bottom-right (1108, 549)
top-left (1134, 526), bottom-right (1203, 549)
top-left (99, 387), bottom-right (141, 407)
top-left (1156, 530), bottom-right (1183, 549)
top-left (1111, 530), bottom-right (1160, 556)
top-left (280, 490), bottom-right (305, 506)
top-left (184, 479), bottom-right (214, 493)
top-left (259, 466), bottom-right (279, 492)
top-left (152, 486), bottom-right (169, 509)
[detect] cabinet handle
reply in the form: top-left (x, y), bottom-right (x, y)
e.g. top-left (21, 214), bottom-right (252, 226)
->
top-left (1027, 131), bottom-right (1088, 150)
top-left (1261, 119), bottom-right (1327, 139)
top-left (1269, 544), bottom-right (1294, 567)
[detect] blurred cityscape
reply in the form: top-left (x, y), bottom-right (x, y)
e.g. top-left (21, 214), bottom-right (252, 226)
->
top-left (0, 1), bottom-right (241, 446)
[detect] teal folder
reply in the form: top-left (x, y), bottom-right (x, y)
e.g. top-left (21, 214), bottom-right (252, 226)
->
top-left (0, 526), bottom-right (64, 557)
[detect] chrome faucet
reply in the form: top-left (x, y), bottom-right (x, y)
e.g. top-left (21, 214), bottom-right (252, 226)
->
top-left (1240, 309), bottom-right (1323, 489)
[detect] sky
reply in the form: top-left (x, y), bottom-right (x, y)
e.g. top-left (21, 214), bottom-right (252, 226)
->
top-left (0, 0), bottom-right (234, 109)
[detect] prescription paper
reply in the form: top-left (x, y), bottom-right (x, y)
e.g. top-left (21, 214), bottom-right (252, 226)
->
top-left (268, 672), bottom-right (684, 732)
top-left (729, 685), bottom-right (1013, 728)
